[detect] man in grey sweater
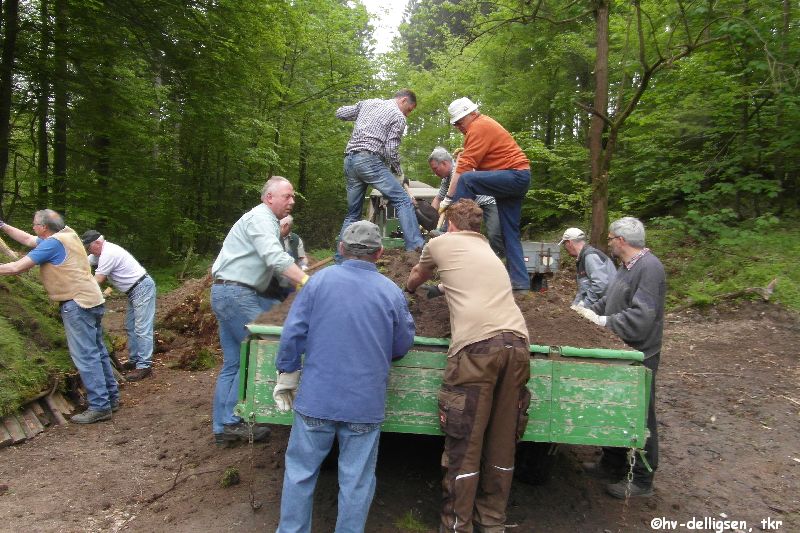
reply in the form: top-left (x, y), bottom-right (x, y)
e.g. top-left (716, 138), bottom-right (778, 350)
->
top-left (572, 217), bottom-right (666, 498)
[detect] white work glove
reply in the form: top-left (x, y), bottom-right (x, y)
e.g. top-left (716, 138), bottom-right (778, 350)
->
top-left (103, 287), bottom-right (113, 297)
top-left (273, 370), bottom-right (300, 411)
top-left (438, 196), bottom-right (453, 214)
top-left (571, 304), bottom-right (607, 327)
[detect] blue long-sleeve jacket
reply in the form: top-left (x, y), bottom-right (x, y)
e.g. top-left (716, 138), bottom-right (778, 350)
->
top-left (276, 259), bottom-right (416, 423)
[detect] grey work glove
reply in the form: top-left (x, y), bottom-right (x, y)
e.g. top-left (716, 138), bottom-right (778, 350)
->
top-left (420, 284), bottom-right (444, 299)
top-left (571, 305), bottom-right (607, 327)
top-left (273, 370), bottom-right (300, 412)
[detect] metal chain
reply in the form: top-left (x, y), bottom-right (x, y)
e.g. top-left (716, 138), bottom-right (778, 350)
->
top-left (618, 447), bottom-right (636, 529)
top-left (247, 417), bottom-right (262, 511)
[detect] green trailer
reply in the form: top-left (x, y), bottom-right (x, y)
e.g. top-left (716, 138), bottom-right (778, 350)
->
top-left (235, 325), bottom-right (651, 450)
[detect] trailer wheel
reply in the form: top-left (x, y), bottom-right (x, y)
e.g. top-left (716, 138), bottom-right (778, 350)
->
top-left (514, 442), bottom-right (557, 485)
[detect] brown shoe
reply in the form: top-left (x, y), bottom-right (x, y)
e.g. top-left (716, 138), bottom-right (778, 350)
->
top-left (126, 367), bottom-right (152, 381)
top-left (121, 360), bottom-right (136, 371)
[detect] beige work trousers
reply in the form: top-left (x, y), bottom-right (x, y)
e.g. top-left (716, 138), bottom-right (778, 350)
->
top-left (438, 332), bottom-right (531, 533)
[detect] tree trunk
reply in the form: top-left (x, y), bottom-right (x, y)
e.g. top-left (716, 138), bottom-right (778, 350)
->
top-left (297, 112), bottom-right (309, 213)
top-left (0, 0), bottom-right (19, 218)
top-left (52, 0), bottom-right (67, 213)
top-left (588, 0), bottom-right (609, 250)
top-left (36, 0), bottom-right (50, 207)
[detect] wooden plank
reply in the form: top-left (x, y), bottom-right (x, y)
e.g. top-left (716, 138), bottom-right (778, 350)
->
top-left (43, 395), bottom-right (68, 425)
top-left (30, 401), bottom-right (51, 426)
top-left (0, 423), bottom-right (13, 448)
top-left (19, 409), bottom-right (45, 438)
top-left (2, 415), bottom-right (27, 444)
top-left (51, 392), bottom-right (75, 415)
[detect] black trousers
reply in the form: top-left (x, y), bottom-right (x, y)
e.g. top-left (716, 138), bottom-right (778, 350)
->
top-left (602, 352), bottom-right (659, 486)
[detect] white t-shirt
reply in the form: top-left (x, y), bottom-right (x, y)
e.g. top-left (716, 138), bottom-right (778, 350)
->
top-left (91, 241), bottom-right (147, 292)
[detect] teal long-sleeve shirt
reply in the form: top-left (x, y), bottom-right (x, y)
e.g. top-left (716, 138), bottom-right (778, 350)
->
top-left (211, 203), bottom-right (295, 293)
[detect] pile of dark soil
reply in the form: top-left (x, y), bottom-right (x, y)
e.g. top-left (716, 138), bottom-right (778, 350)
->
top-left (256, 249), bottom-right (627, 350)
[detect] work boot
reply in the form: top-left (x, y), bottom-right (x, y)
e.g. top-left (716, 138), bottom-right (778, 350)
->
top-left (111, 399), bottom-right (121, 412)
top-left (222, 422), bottom-right (270, 442)
top-left (126, 367), bottom-right (152, 381)
top-left (71, 409), bottom-right (112, 424)
top-left (606, 479), bottom-right (654, 499)
top-left (121, 360), bottom-right (136, 371)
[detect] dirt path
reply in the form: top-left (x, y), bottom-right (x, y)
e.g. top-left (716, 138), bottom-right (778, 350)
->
top-left (0, 284), bottom-right (798, 532)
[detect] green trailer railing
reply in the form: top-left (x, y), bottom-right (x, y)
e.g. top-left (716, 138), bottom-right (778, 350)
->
top-left (236, 325), bottom-right (651, 449)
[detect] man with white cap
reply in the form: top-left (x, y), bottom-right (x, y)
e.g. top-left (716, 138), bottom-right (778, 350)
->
top-left (559, 227), bottom-right (616, 307)
top-left (440, 97), bottom-right (531, 292)
top-left (82, 230), bottom-right (157, 381)
top-left (273, 220), bottom-right (415, 532)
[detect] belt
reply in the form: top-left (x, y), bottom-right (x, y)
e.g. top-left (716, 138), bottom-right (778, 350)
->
top-left (346, 149), bottom-right (377, 157)
top-left (213, 279), bottom-right (256, 291)
top-left (125, 274), bottom-right (149, 295)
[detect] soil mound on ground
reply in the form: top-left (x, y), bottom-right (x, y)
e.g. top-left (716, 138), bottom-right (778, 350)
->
top-left (255, 249), bottom-right (627, 350)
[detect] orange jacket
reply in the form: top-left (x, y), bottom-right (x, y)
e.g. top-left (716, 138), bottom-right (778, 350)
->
top-left (456, 114), bottom-right (530, 173)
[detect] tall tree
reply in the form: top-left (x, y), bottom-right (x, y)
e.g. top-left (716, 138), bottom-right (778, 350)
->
top-left (0, 0), bottom-right (19, 218)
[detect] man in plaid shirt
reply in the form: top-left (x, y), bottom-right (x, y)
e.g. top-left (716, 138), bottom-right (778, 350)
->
top-left (335, 89), bottom-right (424, 260)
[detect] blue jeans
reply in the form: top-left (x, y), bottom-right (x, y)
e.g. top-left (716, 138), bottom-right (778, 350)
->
top-left (60, 300), bottom-right (119, 411)
top-left (211, 284), bottom-right (280, 434)
top-left (453, 169), bottom-right (531, 289)
top-left (277, 413), bottom-right (381, 533)
top-left (125, 275), bottom-right (156, 369)
top-left (337, 152), bottom-right (424, 261)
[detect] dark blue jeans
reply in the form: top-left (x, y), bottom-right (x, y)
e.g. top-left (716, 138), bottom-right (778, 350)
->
top-left (337, 151), bottom-right (424, 262)
top-left (453, 169), bottom-right (531, 289)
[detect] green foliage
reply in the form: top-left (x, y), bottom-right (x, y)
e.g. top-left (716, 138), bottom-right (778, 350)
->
top-left (393, 509), bottom-right (429, 532)
top-left (0, 267), bottom-right (72, 417)
top-left (649, 222), bottom-right (800, 311)
top-left (185, 347), bottom-right (218, 372)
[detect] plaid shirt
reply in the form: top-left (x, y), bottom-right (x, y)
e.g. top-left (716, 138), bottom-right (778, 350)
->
top-left (336, 98), bottom-right (407, 174)
top-left (623, 247), bottom-right (650, 270)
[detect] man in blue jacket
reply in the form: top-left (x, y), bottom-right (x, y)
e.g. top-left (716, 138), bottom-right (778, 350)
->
top-left (274, 220), bottom-right (416, 532)
top-left (559, 227), bottom-right (617, 307)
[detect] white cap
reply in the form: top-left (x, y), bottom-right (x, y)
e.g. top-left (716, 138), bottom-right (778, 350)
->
top-left (558, 227), bottom-right (585, 245)
top-left (448, 97), bottom-right (479, 124)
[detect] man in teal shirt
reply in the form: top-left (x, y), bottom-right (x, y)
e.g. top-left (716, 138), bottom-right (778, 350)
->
top-left (210, 176), bottom-right (308, 447)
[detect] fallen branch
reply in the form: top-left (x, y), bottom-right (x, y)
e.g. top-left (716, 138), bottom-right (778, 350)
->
top-left (671, 278), bottom-right (777, 313)
top-left (780, 395), bottom-right (800, 407)
top-left (669, 372), bottom-right (735, 377)
top-left (143, 464), bottom-right (228, 505)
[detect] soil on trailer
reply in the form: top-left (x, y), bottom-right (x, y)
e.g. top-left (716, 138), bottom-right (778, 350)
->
top-left (0, 251), bottom-right (798, 532)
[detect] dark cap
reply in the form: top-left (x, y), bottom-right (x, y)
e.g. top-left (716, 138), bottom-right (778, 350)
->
top-left (341, 221), bottom-right (382, 255)
top-left (81, 229), bottom-right (102, 246)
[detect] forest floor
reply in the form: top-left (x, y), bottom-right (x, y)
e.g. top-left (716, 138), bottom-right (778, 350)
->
top-left (0, 250), bottom-right (798, 533)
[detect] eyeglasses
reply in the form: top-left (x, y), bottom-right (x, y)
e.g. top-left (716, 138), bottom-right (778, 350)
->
top-left (32, 223), bottom-right (44, 227)
top-left (607, 235), bottom-right (621, 242)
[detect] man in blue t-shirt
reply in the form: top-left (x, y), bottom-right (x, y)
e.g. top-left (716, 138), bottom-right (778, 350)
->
top-left (0, 210), bottom-right (118, 424)
top-left (273, 220), bottom-right (415, 533)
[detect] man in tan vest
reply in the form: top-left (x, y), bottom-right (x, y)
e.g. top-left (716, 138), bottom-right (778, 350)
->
top-left (0, 210), bottom-right (119, 423)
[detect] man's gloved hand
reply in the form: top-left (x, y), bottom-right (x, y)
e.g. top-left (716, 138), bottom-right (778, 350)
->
top-left (295, 274), bottom-right (309, 291)
top-left (0, 218), bottom-right (5, 228)
top-left (571, 305), bottom-right (607, 326)
top-left (438, 196), bottom-right (453, 214)
top-left (103, 287), bottom-right (113, 297)
top-left (273, 370), bottom-right (301, 411)
top-left (420, 284), bottom-right (444, 299)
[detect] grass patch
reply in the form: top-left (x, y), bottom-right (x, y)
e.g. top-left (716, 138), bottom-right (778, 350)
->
top-left (187, 347), bottom-right (218, 371)
top-left (149, 254), bottom-right (214, 294)
top-left (220, 467), bottom-right (240, 488)
top-left (0, 267), bottom-right (73, 417)
top-left (393, 510), bottom-right (429, 532)
top-left (649, 224), bottom-right (800, 311)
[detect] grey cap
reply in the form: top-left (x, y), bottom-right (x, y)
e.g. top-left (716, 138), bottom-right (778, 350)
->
top-left (341, 221), bottom-right (382, 255)
top-left (81, 229), bottom-right (102, 246)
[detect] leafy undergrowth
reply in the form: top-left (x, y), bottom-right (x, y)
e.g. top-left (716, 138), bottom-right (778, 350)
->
top-left (0, 265), bottom-right (72, 417)
top-left (649, 225), bottom-right (800, 311)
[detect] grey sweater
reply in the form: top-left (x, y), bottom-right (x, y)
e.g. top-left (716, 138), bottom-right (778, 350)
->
top-left (590, 251), bottom-right (666, 358)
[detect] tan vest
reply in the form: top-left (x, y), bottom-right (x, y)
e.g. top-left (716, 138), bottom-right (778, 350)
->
top-left (39, 227), bottom-right (104, 308)
top-left (419, 231), bottom-right (528, 355)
